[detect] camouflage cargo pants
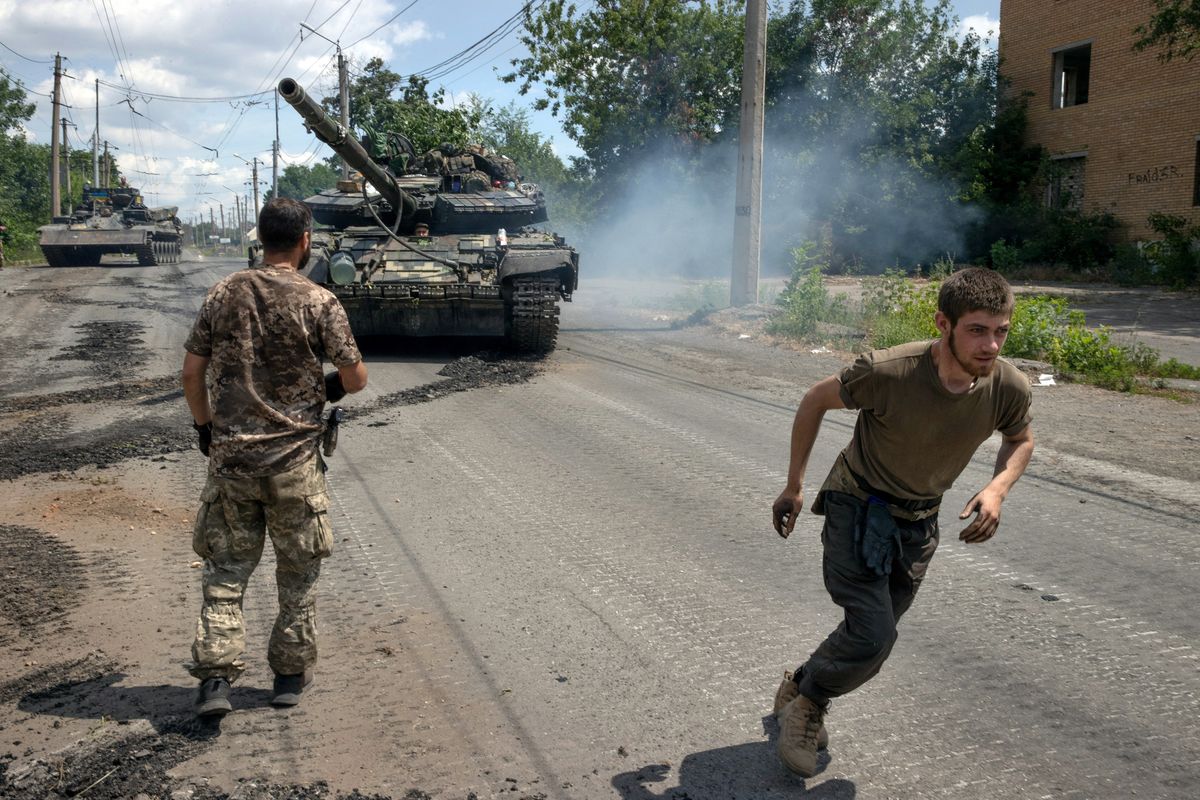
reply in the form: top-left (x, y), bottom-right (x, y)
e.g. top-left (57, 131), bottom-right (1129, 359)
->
top-left (188, 452), bottom-right (333, 682)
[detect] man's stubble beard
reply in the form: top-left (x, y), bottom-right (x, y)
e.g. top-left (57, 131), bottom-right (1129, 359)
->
top-left (947, 327), bottom-right (996, 379)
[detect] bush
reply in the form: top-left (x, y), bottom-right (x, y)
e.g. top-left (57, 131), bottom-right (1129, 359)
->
top-left (1144, 212), bottom-right (1200, 288)
top-left (989, 240), bottom-right (1022, 273)
top-left (862, 272), bottom-right (938, 348)
top-left (767, 243), bottom-right (854, 339)
top-left (1108, 243), bottom-right (1157, 286)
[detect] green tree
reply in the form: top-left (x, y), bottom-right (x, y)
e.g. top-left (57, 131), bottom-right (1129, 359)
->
top-left (0, 69), bottom-right (50, 256)
top-left (325, 58), bottom-right (481, 157)
top-left (470, 96), bottom-right (594, 237)
top-left (505, 0), bottom-right (744, 183)
top-left (1135, 0), bottom-right (1200, 61)
top-left (759, 0), bottom-right (1001, 266)
top-left (266, 162), bottom-right (340, 201)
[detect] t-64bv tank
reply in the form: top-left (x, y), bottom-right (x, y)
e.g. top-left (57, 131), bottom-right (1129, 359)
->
top-left (278, 77), bottom-right (578, 355)
top-left (39, 186), bottom-right (183, 267)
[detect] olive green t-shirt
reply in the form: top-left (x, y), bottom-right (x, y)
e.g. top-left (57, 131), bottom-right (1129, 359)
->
top-left (818, 340), bottom-right (1032, 504)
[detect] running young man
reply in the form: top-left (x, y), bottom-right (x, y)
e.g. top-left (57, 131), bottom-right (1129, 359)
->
top-left (770, 267), bottom-right (1035, 776)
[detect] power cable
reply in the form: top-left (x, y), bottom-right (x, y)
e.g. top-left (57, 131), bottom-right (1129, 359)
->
top-left (0, 39), bottom-right (53, 64)
top-left (96, 79), bottom-right (273, 103)
top-left (346, 0), bottom-right (422, 49)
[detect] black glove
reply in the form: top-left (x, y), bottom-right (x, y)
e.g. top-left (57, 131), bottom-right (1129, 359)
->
top-left (193, 421), bottom-right (213, 457)
top-left (324, 371), bottom-right (346, 403)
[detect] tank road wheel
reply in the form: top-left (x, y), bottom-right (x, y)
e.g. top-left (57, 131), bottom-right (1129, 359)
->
top-left (509, 278), bottom-right (561, 357)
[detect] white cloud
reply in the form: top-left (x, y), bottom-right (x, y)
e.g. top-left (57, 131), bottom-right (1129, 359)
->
top-left (1, 1), bottom-right (551, 218)
top-left (959, 14), bottom-right (999, 44)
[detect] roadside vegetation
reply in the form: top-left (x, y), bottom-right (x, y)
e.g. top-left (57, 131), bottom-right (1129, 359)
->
top-left (765, 254), bottom-right (1200, 394)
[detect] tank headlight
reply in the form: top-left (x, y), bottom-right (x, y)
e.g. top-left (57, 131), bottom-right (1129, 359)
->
top-left (329, 251), bottom-right (357, 285)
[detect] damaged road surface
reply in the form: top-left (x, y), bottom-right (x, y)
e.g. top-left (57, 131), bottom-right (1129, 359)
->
top-left (2, 263), bottom-right (1199, 800)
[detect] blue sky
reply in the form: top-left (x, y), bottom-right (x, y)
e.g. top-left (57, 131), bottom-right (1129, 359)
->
top-left (0, 1), bottom-right (1000, 220)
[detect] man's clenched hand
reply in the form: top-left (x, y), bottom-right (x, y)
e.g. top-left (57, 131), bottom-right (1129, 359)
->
top-left (193, 421), bottom-right (213, 457)
top-left (324, 371), bottom-right (347, 403)
top-left (772, 488), bottom-right (805, 538)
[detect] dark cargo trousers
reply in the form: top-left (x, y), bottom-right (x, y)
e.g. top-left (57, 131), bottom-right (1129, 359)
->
top-left (188, 453), bottom-right (333, 682)
top-left (795, 491), bottom-right (940, 705)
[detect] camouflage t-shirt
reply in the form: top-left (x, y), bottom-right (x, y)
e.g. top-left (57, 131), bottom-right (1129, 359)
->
top-left (185, 265), bottom-right (361, 478)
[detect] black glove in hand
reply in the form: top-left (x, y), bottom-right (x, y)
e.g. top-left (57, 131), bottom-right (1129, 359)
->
top-left (324, 371), bottom-right (347, 402)
top-left (193, 421), bottom-right (213, 457)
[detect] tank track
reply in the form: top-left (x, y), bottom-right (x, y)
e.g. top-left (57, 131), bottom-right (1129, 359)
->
top-left (510, 278), bottom-right (561, 356)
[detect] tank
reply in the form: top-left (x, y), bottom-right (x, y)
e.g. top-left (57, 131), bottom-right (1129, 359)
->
top-left (39, 186), bottom-right (183, 267)
top-left (278, 77), bottom-right (578, 355)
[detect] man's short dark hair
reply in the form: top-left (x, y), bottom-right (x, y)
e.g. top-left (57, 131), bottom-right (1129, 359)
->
top-left (257, 198), bottom-right (312, 252)
top-left (938, 268), bottom-right (1014, 325)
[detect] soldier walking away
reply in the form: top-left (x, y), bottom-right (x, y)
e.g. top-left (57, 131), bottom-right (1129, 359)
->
top-left (769, 268), bottom-right (1035, 776)
top-left (181, 197), bottom-right (368, 718)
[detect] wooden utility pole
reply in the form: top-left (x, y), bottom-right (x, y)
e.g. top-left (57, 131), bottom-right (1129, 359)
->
top-left (731, 0), bottom-right (767, 306)
top-left (50, 53), bottom-right (63, 216)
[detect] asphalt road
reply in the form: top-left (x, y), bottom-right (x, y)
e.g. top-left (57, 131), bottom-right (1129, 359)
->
top-left (0, 256), bottom-right (1197, 800)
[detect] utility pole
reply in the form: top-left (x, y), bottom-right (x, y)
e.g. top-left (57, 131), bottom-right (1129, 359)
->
top-left (93, 78), bottom-right (100, 186)
top-left (251, 158), bottom-right (261, 223)
top-left (219, 203), bottom-right (225, 246)
top-left (102, 141), bottom-right (113, 187)
top-left (273, 88), bottom-right (280, 198)
top-left (338, 50), bottom-right (350, 179)
top-left (209, 207), bottom-right (215, 250)
top-left (731, 0), bottom-right (767, 307)
top-left (50, 53), bottom-right (63, 217)
top-left (61, 117), bottom-right (73, 213)
top-left (300, 23), bottom-right (351, 179)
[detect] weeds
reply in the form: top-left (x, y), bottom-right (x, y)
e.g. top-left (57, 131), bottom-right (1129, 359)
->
top-left (768, 253), bottom-right (1199, 393)
top-left (766, 244), bottom-right (855, 339)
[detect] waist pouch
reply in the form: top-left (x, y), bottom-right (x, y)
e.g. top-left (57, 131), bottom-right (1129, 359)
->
top-left (855, 496), bottom-right (903, 577)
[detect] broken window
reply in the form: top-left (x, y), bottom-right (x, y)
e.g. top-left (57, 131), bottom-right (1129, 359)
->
top-left (1047, 155), bottom-right (1086, 211)
top-left (1052, 44), bottom-right (1091, 108)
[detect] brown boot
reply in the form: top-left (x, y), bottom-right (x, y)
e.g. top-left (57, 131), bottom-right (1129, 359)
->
top-left (777, 694), bottom-right (828, 776)
top-left (772, 673), bottom-right (828, 749)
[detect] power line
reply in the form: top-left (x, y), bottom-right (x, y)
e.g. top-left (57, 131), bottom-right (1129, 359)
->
top-left (410, 2), bottom-right (539, 83)
top-left (346, 0), bottom-right (422, 49)
top-left (96, 78), bottom-right (273, 103)
top-left (0, 39), bottom-right (53, 64)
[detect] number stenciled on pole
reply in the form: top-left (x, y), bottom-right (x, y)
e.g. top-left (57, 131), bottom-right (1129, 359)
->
top-left (736, 205), bottom-right (752, 217)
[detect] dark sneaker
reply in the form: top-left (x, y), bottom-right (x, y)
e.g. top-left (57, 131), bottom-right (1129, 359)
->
top-left (196, 677), bottom-right (232, 718)
top-left (773, 673), bottom-right (828, 749)
top-left (778, 694), bottom-right (828, 776)
top-left (270, 671), bottom-right (313, 707)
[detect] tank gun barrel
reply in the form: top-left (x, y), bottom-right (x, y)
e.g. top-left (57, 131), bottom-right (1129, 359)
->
top-left (278, 77), bottom-right (415, 217)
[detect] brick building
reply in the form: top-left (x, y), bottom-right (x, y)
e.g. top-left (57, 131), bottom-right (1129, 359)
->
top-left (999, 0), bottom-right (1200, 239)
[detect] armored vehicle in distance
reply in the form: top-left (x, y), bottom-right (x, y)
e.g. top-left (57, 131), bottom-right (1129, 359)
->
top-left (278, 77), bottom-right (578, 355)
top-left (39, 186), bottom-right (183, 267)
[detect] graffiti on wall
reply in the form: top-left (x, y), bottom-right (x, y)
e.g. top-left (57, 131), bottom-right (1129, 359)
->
top-left (1128, 165), bottom-right (1181, 186)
